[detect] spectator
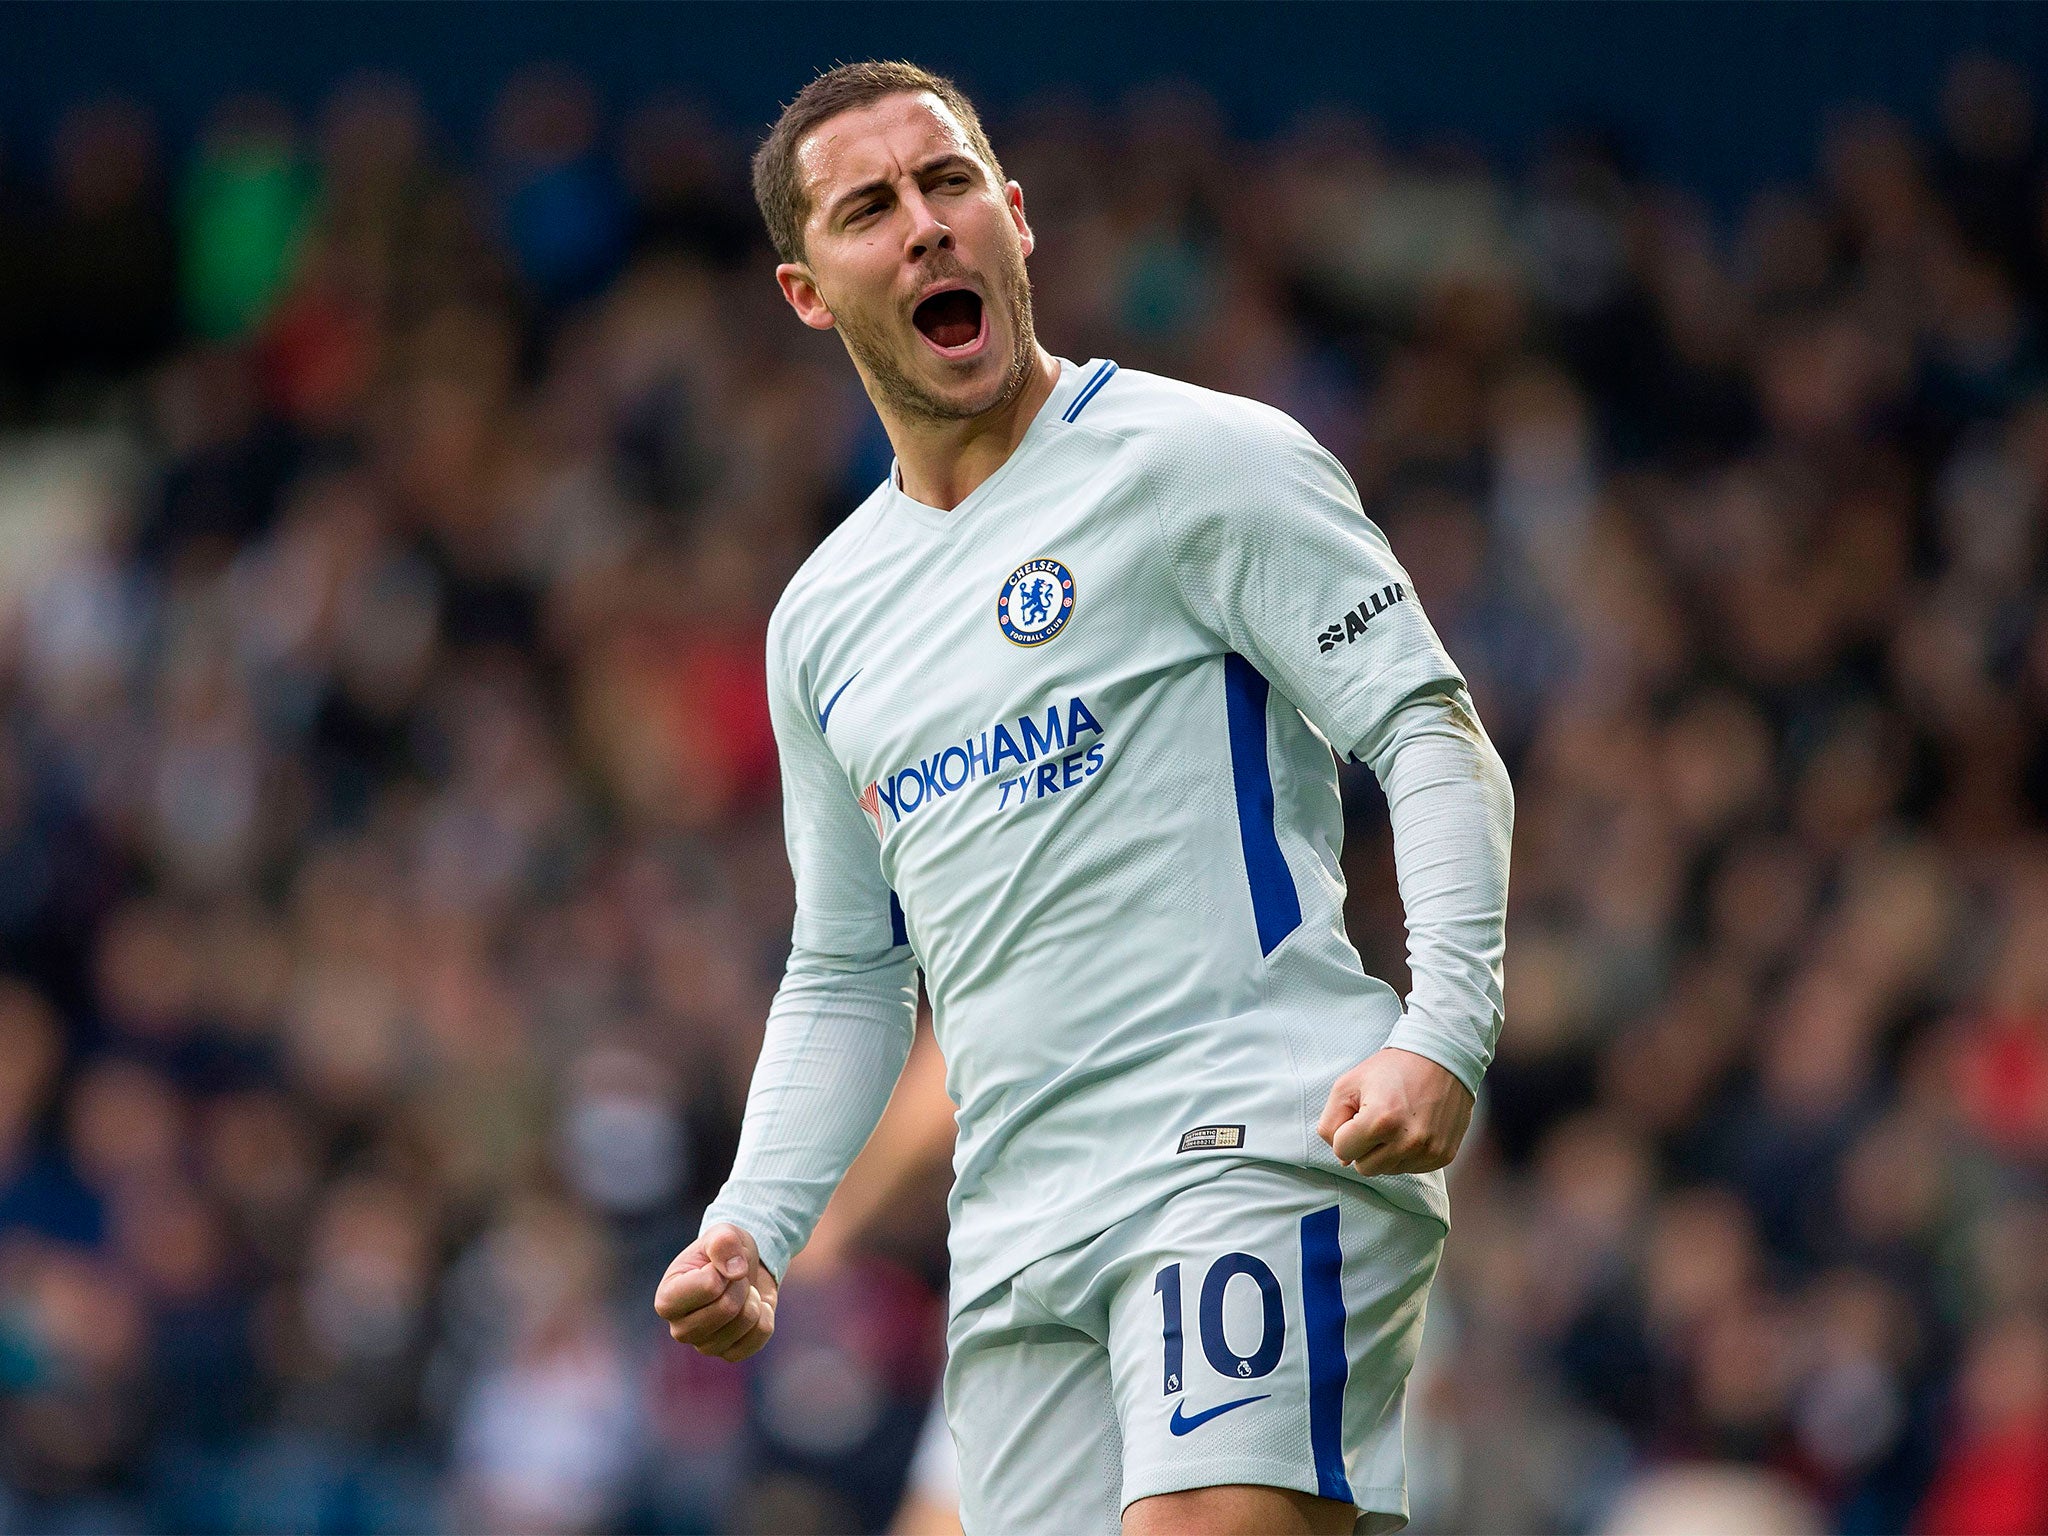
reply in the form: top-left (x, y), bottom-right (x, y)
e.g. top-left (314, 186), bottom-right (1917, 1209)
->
top-left (180, 97), bottom-right (317, 343)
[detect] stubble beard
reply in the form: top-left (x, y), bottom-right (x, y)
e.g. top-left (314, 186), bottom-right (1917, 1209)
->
top-left (834, 236), bottom-right (1038, 427)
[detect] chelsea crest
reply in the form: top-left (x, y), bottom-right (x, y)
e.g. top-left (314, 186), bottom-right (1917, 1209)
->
top-left (997, 557), bottom-right (1076, 646)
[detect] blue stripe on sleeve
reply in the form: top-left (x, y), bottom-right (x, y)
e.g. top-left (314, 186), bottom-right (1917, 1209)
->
top-left (1222, 654), bottom-right (1303, 956)
top-left (1299, 1204), bottom-right (1354, 1504)
top-left (1062, 360), bottom-right (1119, 422)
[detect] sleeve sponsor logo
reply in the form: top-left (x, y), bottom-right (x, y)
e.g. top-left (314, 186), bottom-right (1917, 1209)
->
top-left (1316, 583), bottom-right (1407, 654)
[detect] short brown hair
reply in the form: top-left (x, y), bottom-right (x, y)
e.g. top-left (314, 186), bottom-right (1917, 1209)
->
top-left (752, 61), bottom-right (1005, 266)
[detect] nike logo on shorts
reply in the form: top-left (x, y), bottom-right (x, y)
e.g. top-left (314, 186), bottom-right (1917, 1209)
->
top-left (1168, 1393), bottom-right (1270, 1435)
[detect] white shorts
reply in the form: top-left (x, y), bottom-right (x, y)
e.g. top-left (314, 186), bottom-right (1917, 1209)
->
top-left (942, 1162), bottom-right (1445, 1535)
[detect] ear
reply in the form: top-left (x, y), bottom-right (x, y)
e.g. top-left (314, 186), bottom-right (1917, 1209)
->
top-left (1006, 181), bottom-right (1035, 259)
top-left (776, 263), bottom-right (836, 331)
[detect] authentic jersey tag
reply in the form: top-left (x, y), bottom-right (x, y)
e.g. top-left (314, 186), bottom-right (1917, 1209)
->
top-left (1177, 1124), bottom-right (1246, 1153)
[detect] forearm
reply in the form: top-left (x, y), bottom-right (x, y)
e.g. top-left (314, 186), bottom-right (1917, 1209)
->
top-left (804, 1023), bottom-right (954, 1262)
top-left (1358, 688), bottom-right (1514, 1096)
top-left (700, 941), bottom-right (918, 1279)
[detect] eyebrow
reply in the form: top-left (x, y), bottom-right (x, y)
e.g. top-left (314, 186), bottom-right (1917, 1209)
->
top-left (823, 152), bottom-right (980, 225)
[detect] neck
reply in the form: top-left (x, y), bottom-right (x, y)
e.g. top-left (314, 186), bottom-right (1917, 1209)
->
top-left (881, 346), bottom-right (1061, 511)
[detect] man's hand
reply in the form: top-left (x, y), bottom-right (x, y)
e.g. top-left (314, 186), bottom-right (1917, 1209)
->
top-left (1317, 1047), bottom-right (1475, 1176)
top-left (654, 1223), bottom-right (779, 1362)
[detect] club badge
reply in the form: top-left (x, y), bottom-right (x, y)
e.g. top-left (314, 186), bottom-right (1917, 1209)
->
top-left (997, 557), bottom-right (1076, 647)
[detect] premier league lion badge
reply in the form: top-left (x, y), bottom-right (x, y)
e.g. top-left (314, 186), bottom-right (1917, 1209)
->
top-left (996, 557), bottom-right (1076, 647)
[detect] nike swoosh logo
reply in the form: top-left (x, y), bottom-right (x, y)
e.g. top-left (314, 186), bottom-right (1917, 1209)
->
top-left (1168, 1394), bottom-right (1270, 1436)
top-left (817, 670), bottom-right (862, 733)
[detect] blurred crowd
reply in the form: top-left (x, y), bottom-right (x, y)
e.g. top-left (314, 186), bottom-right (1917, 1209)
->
top-left (1, 47), bottom-right (2047, 1536)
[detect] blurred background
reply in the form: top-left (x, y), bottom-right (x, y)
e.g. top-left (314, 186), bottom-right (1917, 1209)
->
top-left (3, 3), bottom-right (2048, 1533)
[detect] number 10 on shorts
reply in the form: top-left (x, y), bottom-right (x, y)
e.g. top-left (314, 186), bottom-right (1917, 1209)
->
top-left (1153, 1251), bottom-right (1287, 1393)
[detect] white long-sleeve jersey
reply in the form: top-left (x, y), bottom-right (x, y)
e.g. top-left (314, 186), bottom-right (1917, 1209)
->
top-left (702, 358), bottom-right (1514, 1306)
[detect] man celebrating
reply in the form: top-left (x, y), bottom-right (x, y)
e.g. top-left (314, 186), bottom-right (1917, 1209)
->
top-left (655, 61), bottom-right (1513, 1536)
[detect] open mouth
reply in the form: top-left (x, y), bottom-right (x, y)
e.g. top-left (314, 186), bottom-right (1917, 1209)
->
top-left (912, 288), bottom-right (987, 356)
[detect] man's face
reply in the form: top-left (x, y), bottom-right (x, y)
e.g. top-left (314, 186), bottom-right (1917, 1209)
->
top-left (780, 92), bottom-right (1037, 424)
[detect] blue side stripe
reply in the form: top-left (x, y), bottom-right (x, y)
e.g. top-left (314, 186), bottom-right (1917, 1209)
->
top-left (1300, 1205), bottom-right (1353, 1505)
top-left (1222, 654), bottom-right (1302, 956)
top-left (1061, 360), bottom-right (1118, 422)
top-left (888, 891), bottom-right (908, 949)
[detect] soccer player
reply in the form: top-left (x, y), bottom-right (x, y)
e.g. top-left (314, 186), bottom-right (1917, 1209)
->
top-left (655, 61), bottom-right (1514, 1536)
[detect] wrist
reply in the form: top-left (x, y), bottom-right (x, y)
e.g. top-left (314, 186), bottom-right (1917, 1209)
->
top-left (1377, 1025), bottom-right (1484, 1102)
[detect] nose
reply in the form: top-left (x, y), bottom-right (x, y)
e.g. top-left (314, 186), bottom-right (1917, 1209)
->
top-left (902, 187), bottom-right (953, 260)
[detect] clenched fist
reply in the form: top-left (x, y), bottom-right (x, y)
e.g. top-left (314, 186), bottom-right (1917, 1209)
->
top-left (654, 1223), bottom-right (779, 1362)
top-left (1317, 1046), bottom-right (1474, 1176)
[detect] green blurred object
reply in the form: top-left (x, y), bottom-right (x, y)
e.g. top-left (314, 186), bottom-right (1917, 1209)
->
top-left (0, 1305), bottom-right (45, 1392)
top-left (180, 126), bottom-right (315, 341)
